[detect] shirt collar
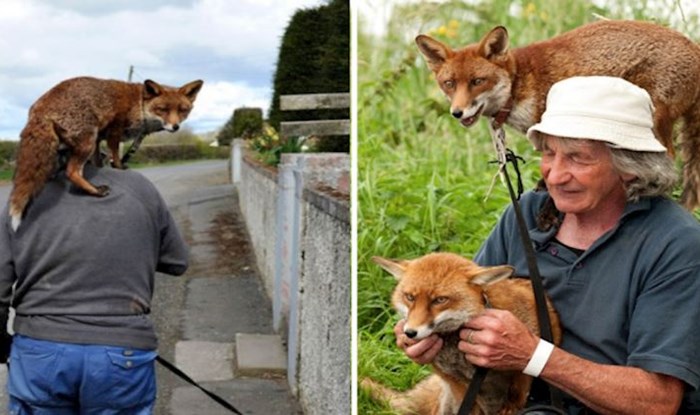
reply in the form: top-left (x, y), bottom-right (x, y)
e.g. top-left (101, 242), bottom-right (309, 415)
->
top-left (529, 196), bottom-right (654, 248)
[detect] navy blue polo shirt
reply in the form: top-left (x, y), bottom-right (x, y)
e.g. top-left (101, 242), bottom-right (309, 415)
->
top-left (475, 191), bottom-right (700, 410)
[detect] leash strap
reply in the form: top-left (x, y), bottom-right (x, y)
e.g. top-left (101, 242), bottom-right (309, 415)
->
top-left (500, 148), bottom-right (564, 409)
top-left (457, 366), bottom-right (488, 415)
top-left (458, 123), bottom-right (563, 413)
top-left (156, 355), bottom-right (244, 414)
top-left (457, 295), bottom-right (493, 415)
top-left (120, 136), bottom-right (144, 165)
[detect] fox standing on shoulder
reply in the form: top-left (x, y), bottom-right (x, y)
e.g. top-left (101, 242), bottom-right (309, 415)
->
top-left (9, 76), bottom-right (203, 231)
top-left (362, 253), bottom-right (561, 415)
top-left (416, 20), bottom-right (700, 209)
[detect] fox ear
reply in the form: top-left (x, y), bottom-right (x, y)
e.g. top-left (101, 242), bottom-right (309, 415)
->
top-left (478, 26), bottom-right (509, 60)
top-left (471, 265), bottom-right (514, 286)
top-left (143, 80), bottom-right (163, 99)
top-left (372, 256), bottom-right (408, 280)
top-left (415, 34), bottom-right (452, 72)
top-left (180, 80), bottom-right (204, 102)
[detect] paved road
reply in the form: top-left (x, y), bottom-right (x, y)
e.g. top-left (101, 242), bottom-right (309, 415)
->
top-left (0, 160), bottom-right (301, 414)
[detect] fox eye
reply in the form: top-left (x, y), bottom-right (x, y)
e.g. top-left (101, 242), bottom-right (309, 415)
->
top-left (432, 296), bottom-right (448, 305)
top-left (471, 78), bottom-right (485, 86)
top-left (404, 293), bottom-right (415, 302)
top-left (443, 80), bottom-right (455, 89)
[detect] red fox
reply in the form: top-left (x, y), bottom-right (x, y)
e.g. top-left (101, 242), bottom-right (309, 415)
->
top-left (362, 253), bottom-right (561, 415)
top-left (9, 76), bottom-right (203, 230)
top-left (416, 20), bottom-right (700, 209)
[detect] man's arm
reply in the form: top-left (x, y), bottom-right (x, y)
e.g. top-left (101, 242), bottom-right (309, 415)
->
top-left (459, 309), bottom-right (684, 415)
top-left (0, 214), bottom-right (15, 362)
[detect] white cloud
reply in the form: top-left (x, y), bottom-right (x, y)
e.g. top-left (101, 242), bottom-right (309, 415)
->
top-left (0, 0), bottom-right (324, 138)
top-left (189, 81), bottom-right (270, 132)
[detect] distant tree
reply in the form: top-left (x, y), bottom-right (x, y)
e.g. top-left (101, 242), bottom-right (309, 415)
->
top-left (145, 126), bottom-right (200, 145)
top-left (233, 107), bottom-right (263, 139)
top-left (268, 0), bottom-right (349, 152)
top-left (217, 107), bottom-right (263, 146)
top-left (217, 111), bottom-right (237, 146)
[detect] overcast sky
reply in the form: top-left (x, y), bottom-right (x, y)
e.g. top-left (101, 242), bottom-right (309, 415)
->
top-left (0, 0), bottom-right (324, 139)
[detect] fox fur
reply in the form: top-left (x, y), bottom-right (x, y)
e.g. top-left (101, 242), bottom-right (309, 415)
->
top-left (9, 76), bottom-right (203, 231)
top-left (416, 20), bottom-right (700, 209)
top-left (362, 253), bottom-right (561, 415)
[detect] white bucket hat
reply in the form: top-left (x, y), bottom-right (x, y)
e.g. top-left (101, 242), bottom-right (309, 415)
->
top-left (526, 76), bottom-right (667, 152)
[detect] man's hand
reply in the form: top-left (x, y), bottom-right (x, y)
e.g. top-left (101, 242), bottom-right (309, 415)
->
top-left (394, 319), bottom-right (443, 365)
top-left (458, 309), bottom-right (538, 371)
top-left (0, 332), bottom-right (12, 364)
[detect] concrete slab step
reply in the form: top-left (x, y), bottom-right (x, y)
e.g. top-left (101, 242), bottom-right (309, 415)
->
top-left (170, 378), bottom-right (302, 415)
top-left (235, 333), bottom-right (287, 376)
top-left (175, 340), bottom-right (235, 382)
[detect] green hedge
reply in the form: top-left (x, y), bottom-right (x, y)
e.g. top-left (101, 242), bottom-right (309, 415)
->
top-left (217, 107), bottom-right (263, 146)
top-left (268, 0), bottom-right (350, 137)
top-left (128, 143), bottom-right (229, 164)
top-left (0, 141), bottom-right (227, 174)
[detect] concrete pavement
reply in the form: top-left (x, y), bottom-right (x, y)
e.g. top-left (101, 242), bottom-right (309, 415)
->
top-left (147, 162), bottom-right (302, 415)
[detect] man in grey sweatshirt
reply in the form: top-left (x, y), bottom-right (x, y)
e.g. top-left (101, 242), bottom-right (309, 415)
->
top-left (0, 162), bottom-right (188, 414)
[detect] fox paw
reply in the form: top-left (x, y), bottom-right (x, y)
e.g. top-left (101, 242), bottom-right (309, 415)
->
top-left (95, 185), bottom-right (111, 197)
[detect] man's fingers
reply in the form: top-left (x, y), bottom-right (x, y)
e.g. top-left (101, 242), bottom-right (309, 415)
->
top-left (406, 335), bottom-right (443, 364)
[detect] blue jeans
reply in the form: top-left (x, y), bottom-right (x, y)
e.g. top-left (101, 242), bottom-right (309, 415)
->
top-left (8, 335), bottom-right (157, 415)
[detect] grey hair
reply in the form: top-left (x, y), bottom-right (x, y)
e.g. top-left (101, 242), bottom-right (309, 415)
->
top-left (608, 147), bottom-right (677, 201)
top-left (532, 134), bottom-right (678, 201)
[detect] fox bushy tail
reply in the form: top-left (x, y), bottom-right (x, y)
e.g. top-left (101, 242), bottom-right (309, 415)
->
top-left (9, 117), bottom-right (60, 231)
top-left (680, 100), bottom-right (700, 211)
top-left (361, 376), bottom-right (442, 414)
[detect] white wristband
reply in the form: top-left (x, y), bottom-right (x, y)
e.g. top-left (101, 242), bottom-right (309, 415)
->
top-left (522, 338), bottom-right (554, 377)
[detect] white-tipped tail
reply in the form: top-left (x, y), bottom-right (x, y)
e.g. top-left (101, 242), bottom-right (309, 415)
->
top-left (10, 213), bottom-right (20, 232)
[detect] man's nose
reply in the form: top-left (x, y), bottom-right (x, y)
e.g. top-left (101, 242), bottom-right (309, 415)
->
top-left (544, 157), bottom-right (569, 185)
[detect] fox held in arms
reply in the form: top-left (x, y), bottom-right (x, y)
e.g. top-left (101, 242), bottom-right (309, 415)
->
top-left (416, 20), bottom-right (700, 209)
top-left (9, 77), bottom-right (203, 231)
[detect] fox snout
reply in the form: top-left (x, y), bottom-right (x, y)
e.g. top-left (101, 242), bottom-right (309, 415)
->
top-left (164, 123), bottom-right (180, 132)
top-left (451, 109), bottom-right (463, 119)
top-left (404, 328), bottom-right (419, 339)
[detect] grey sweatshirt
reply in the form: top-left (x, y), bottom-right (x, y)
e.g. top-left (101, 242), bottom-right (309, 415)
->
top-left (0, 164), bottom-right (188, 349)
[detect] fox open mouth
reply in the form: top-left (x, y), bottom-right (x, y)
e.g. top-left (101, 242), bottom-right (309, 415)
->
top-left (460, 104), bottom-right (484, 127)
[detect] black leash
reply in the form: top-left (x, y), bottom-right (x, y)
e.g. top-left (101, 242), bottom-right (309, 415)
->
top-left (156, 355), bottom-right (245, 414)
top-left (500, 151), bottom-right (564, 408)
top-left (457, 293), bottom-right (492, 414)
top-left (457, 148), bottom-right (563, 414)
top-left (120, 136), bottom-right (145, 166)
top-left (457, 366), bottom-right (489, 415)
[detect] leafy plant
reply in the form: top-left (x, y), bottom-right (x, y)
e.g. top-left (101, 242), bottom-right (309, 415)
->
top-left (248, 125), bottom-right (308, 166)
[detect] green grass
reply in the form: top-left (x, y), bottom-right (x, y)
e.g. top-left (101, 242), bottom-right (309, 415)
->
top-left (357, 0), bottom-right (699, 412)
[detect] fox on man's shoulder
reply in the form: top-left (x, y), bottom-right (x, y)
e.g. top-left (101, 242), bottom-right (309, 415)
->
top-left (9, 76), bottom-right (203, 231)
top-left (416, 20), bottom-right (700, 209)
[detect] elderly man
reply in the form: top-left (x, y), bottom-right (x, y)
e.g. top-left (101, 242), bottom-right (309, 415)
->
top-left (397, 76), bottom-right (700, 413)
